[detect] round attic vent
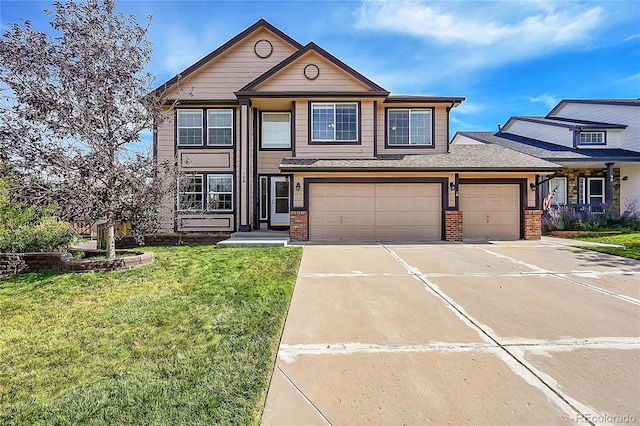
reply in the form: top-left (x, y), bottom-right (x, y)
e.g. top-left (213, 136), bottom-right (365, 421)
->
top-left (304, 63), bottom-right (320, 80)
top-left (254, 39), bottom-right (273, 58)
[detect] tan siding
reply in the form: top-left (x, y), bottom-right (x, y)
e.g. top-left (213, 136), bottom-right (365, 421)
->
top-left (163, 28), bottom-right (299, 100)
top-left (156, 112), bottom-right (176, 232)
top-left (258, 151), bottom-right (290, 174)
top-left (177, 149), bottom-right (233, 171)
top-left (294, 99), bottom-right (376, 158)
top-left (376, 104), bottom-right (449, 154)
top-left (257, 51), bottom-right (372, 92)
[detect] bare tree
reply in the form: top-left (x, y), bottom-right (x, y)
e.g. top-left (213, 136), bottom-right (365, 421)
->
top-left (0, 0), bottom-right (169, 258)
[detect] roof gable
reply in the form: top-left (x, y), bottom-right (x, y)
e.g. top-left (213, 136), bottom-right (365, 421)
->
top-left (236, 42), bottom-right (388, 96)
top-left (155, 19), bottom-right (303, 96)
top-left (547, 99), bottom-right (640, 117)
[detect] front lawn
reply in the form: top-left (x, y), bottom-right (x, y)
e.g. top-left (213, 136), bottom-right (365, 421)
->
top-left (571, 233), bottom-right (640, 260)
top-left (0, 245), bottom-right (302, 425)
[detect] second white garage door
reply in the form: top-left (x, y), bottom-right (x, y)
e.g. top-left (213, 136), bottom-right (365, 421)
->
top-left (309, 183), bottom-right (442, 241)
top-left (459, 184), bottom-right (520, 240)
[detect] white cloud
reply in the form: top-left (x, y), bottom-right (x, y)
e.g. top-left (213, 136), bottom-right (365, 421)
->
top-left (355, 0), bottom-right (604, 77)
top-left (530, 93), bottom-right (559, 108)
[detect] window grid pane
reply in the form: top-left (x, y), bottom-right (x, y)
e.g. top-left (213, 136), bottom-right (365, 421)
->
top-left (207, 175), bottom-right (233, 211)
top-left (177, 111), bottom-right (203, 145)
top-left (178, 175), bottom-right (203, 211)
top-left (579, 132), bottom-right (604, 144)
top-left (547, 177), bottom-right (567, 205)
top-left (335, 104), bottom-right (357, 141)
top-left (312, 104), bottom-right (335, 140)
top-left (388, 110), bottom-right (409, 145)
top-left (207, 110), bottom-right (233, 146)
top-left (409, 110), bottom-right (431, 145)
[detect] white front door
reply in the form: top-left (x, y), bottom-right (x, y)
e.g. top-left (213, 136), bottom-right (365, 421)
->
top-left (270, 176), bottom-right (290, 226)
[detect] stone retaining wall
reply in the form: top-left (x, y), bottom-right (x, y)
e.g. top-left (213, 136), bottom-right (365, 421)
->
top-left (0, 250), bottom-right (154, 276)
top-left (113, 234), bottom-right (229, 249)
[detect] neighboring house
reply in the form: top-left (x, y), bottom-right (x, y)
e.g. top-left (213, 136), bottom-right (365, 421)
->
top-left (154, 19), bottom-right (560, 242)
top-left (453, 99), bottom-right (640, 214)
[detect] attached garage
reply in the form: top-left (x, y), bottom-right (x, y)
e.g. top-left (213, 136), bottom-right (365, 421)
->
top-left (309, 182), bottom-right (442, 241)
top-left (459, 183), bottom-right (521, 240)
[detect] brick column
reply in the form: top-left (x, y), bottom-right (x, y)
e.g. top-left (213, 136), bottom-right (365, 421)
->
top-left (524, 210), bottom-right (542, 240)
top-left (290, 210), bottom-right (308, 242)
top-left (445, 210), bottom-right (463, 242)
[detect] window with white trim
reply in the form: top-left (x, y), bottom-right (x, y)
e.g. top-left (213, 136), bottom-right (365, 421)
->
top-left (578, 131), bottom-right (605, 145)
top-left (177, 110), bottom-right (203, 146)
top-left (262, 112), bottom-right (291, 148)
top-left (311, 103), bottom-right (357, 142)
top-left (207, 109), bottom-right (233, 146)
top-left (547, 177), bottom-right (567, 205)
top-left (207, 175), bottom-right (233, 211)
top-left (177, 175), bottom-right (203, 211)
top-left (388, 109), bottom-right (432, 146)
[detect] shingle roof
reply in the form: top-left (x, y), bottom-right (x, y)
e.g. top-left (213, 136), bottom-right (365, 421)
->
top-left (280, 144), bottom-right (560, 171)
top-left (456, 132), bottom-right (640, 162)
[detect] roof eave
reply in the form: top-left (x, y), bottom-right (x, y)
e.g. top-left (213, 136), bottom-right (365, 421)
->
top-left (279, 166), bottom-right (561, 173)
top-left (235, 91), bottom-right (390, 98)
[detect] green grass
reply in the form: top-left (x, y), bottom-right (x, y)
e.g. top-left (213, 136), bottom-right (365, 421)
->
top-left (572, 232), bottom-right (640, 260)
top-left (0, 245), bottom-right (302, 425)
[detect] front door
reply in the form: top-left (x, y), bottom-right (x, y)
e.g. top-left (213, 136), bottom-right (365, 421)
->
top-left (270, 176), bottom-right (290, 226)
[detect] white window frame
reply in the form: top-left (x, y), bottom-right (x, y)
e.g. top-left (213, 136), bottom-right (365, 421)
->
top-left (586, 177), bottom-right (605, 205)
top-left (261, 112), bottom-right (291, 149)
top-left (207, 174), bottom-right (234, 212)
top-left (387, 108), bottom-right (433, 146)
top-left (547, 177), bottom-right (567, 206)
top-left (578, 131), bottom-right (605, 145)
top-left (311, 102), bottom-right (358, 142)
top-left (207, 109), bottom-right (234, 146)
top-left (177, 174), bottom-right (204, 211)
top-left (177, 110), bottom-right (204, 146)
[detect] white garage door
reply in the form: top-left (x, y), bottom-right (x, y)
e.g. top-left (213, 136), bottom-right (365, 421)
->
top-left (459, 184), bottom-right (520, 240)
top-left (309, 183), bottom-right (442, 241)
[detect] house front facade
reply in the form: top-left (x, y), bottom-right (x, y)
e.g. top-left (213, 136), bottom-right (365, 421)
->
top-left (453, 99), bottom-right (640, 214)
top-left (154, 20), bottom-right (559, 242)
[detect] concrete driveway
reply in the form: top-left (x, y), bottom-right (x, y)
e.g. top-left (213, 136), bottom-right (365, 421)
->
top-left (262, 240), bottom-right (640, 425)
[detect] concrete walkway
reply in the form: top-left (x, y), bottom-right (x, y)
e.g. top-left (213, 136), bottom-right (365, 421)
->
top-left (262, 240), bottom-right (640, 425)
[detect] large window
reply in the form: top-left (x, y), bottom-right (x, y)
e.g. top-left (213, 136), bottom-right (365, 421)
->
top-left (388, 109), bottom-right (432, 146)
top-left (207, 175), bottom-right (233, 211)
top-left (177, 110), bottom-right (203, 146)
top-left (311, 103), bottom-right (357, 142)
top-left (177, 175), bottom-right (204, 211)
top-left (547, 177), bottom-right (567, 205)
top-left (578, 131), bottom-right (605, 145)
top-left (262, 112), bottom-right (291, 148)
top-left (207, 109), bottom-right (233, 146)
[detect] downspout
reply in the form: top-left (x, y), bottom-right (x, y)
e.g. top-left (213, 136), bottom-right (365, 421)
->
top-left (446, 101), bottom-right (455, 153)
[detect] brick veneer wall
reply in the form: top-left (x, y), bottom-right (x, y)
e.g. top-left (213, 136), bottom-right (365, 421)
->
top-left (0, 250), bottom-right (154, 276)
top-left (445, 210), bottom-right (463, 242)
top-left (563, 168), bottom-right (620, 213)
top-left (524, 210), bottom-right (542, 240)
top-left (290, 210), bottom-right (308, 242)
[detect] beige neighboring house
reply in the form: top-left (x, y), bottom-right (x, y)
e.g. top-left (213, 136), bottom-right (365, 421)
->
top-left (154, 19), bottom-right (559, 242)
top-left (453, 99), bottom-right (640, 214)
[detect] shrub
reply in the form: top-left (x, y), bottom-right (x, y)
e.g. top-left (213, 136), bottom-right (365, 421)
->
top-left (0, 216), bottom-right (78, 253)
top-left (542, 201), bottom-right (640, 233)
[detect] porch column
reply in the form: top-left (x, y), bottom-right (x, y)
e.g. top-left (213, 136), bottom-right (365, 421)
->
top-left (605, 162), bottom-right (614, 205)
top-left (239, 99), bottom-right (252, 232)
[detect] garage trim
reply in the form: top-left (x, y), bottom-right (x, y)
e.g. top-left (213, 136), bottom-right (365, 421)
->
top-left (302, 178), bottom-right (449, 240)
top-left (458, 178), bottom-right (527, 239)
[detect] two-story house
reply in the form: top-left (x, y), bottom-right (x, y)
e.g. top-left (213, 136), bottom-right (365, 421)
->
top-left (453, 99), bottom-right (640, 213)
top-left (154, 19), bottom-right (560, 242)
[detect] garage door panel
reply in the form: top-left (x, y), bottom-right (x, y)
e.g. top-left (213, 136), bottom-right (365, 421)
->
top-left (460, 184), bottom-right (520, 240)
top-left (309, 183), bottom-right (442, 241)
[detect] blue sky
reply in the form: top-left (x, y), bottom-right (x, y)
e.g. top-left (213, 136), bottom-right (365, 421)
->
top-left (2, 0), bottom-right (639, 137)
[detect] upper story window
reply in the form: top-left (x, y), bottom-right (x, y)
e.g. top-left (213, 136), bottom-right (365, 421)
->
top-left (311, 103), bottom-right (358, 142)
top-left (207, 109), bottom-right (233, 146)
top-left (578, 131), bottom-right (605, 145)
top-left (177, 110), bottom-right (203, 146)
top-left (177, 175), bottom-right (204, 211)
top-left (388, 109), bottom-right (433, 146)
top-left (262, 112), bottom-right (291, 149)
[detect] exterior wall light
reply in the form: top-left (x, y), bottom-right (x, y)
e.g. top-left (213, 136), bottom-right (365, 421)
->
top-left (296, 182), bottom-right (301, 191)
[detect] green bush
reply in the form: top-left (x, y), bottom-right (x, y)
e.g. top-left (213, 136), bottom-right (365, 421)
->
top-left (0, 216), bottom-right (78, 253)
top-left (542, 202), bottom-right (640, 233)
